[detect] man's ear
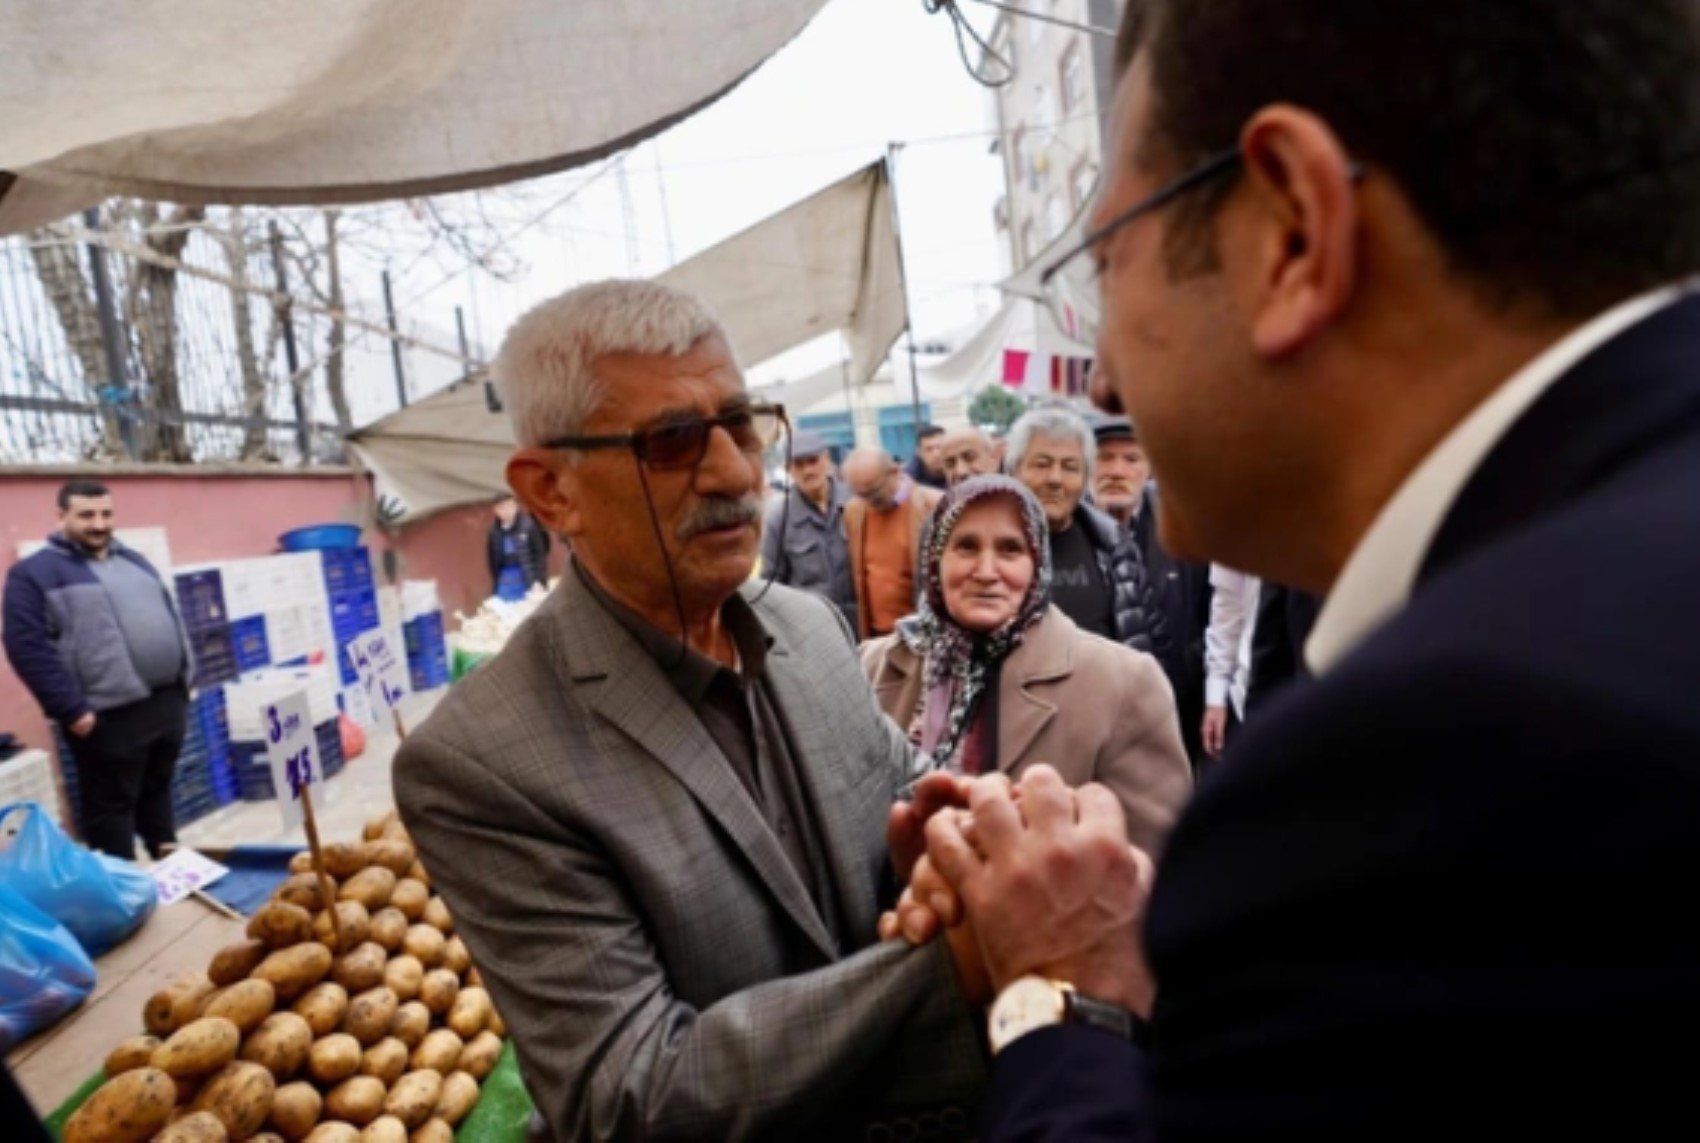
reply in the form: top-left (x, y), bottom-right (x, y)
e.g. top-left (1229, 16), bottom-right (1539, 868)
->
top-left (1232, 106), bottom-right (1361, 360)
top-left (507, 450), bottom-right (583, 537)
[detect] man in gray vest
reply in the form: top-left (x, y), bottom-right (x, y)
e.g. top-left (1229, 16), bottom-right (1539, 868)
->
top-left (2, 480), bottom-right (191, 859)
top-left (760, 429), bottom-right (857, 634)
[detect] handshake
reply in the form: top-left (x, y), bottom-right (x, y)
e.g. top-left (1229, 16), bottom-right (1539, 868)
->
top-left (880, 764), bottom-right (1158, 1021)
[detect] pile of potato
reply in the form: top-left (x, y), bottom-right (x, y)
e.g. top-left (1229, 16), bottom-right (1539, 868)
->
top-left (63, 812), bottom-right (508, 1143)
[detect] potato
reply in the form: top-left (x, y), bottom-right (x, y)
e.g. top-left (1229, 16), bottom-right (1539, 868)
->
top-left (287, 851), bottom-right (314, 876)
top-left (333, 942), bottom-right (388, 993)
top-left (343, 986), bottom-right (400, 1046)
top-left (403, 860), bottom-right (430, 888)
top-left (303, 1125), bottom-right (359, 1143)
top-left (62, 1067), bottom-right (175, 1143)
top-left (433, 1071), bottom-right (479, 1127)
top-left (383, 1071), bottom-right (443, 1130)
top-left (201, 979), bottom-right (277, 1035)
top-left (104, 1034), bottom-right (162, 1076)
top-left (388, 879), bottom-right (428, 922)
top-left (362, 810), bottom-right (398, 841)
top-left (191, 1061), bottom-right (277, 1141)
top-left (359, 1037), bottom-right (410, 1087)
top-left (152, 1016), bottom-right (241, 1078)
top-left (291, 982), bottom-right (349, 1037)
top-left (380, 818), bottom-right (411, 843)
top-left (313, 901), bottom-right (371, 954)
top-left (418, 969), bottom-right (459, 1016)
top-left (155, 1110), bottom-right (230, 1143)
top-left (324, 1076), bottom-right (387, 1127)
top-left (419, 897), bottom-right (453, 935)
top-left (401, 925), bottom-right (444, 968)
top-left (365, 908), bottom-right (407, 953)
top-left (488, 1008), bottom-right (506, 1037)
top-left (438, 936), bottom-right (470, 976)
top-left (175, 1075), bottom-right (204, 1107)
top-left (381, 955), bottom-right (423, 1002)
top-left (464, 967), bottom-right (483, 989)
top-left (321, 842), bottom-right (367, 879)
top-left (359, 1117), bottom-right (408, 1143)
top-left (307, 1033), bottom-right (363, 1085)
top-left (267, 1082), bottom-right (322, 1142)
top-left (273, 872), bottom-right (334, 913)
top-left (409, 1122), bottom-right (452, 1143)
top-left (362, 839), bottom-right (416, 876)
top-left (388, 1001), bottom-right (431, 1049)
top-left (209, 940), bottom-right (271, 988)
top-left (338, 867), bottom-right (397, 911)
top-left (408, 1029), bottom-right (462, 1075)
top-left (246, 901), bottom-right (315, 949)
top-left (252, 1135), bottom-right (286, 1143)
top-left (146, 972), bottom-right (216, 1036)
top-left (456, 1032), bottom-right (502, 1082)
top-left (241, 1011), bottom-right (313, 1080)
top-left (253, 943), bottom-right (332, 1002)
top-left (447, 988), bottom-right (493, 1039)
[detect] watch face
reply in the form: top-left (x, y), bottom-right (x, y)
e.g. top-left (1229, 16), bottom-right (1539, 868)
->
top-left (989, 976), bottom-right (1067, 1054)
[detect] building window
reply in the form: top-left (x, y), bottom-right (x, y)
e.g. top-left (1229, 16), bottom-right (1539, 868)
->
top-left (1060, 41), bottom-right (1085, 115)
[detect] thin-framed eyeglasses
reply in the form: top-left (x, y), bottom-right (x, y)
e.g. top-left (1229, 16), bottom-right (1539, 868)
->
top-left (1039, 147), bottom-right (1244, 287)
top-left (543, 402), bottom-right (788, 471)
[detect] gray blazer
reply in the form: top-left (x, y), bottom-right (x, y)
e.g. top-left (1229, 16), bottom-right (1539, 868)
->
top-left (394, 570), bottom-right (985, 1141)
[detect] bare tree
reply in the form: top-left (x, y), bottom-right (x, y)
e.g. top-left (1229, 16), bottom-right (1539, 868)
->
top-left (211, 206), bottom-right (276, 460)
top-left (116, 200), bottom-right (205, 462)
top-left (25, 228), bottom-right (126, 457)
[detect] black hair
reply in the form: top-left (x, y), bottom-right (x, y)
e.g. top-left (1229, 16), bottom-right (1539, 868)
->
top-left (57, 479), bottom-right (110, 510)
top-left (917, 424), bottom-right (945, 441)
top-left (1118, 0), bottom-right (1700, 318)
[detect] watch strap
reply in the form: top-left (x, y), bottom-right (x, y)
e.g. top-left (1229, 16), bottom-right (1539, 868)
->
top-left (1064, 988), bottom-right (1153, 1049)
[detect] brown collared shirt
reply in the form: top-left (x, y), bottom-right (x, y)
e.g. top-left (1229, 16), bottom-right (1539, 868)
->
top-left (575, 564), bottom-right (842, 945)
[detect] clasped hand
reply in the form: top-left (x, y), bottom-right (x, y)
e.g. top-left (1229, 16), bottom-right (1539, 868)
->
top-left (882, 764), bottom-right (1157, 1017)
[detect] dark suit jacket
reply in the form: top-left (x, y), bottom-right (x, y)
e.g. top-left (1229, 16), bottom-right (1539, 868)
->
top-left (1243, 582), bottom-right (1320, 715)
top-left (983, 293), bottom-right (1700, 1140)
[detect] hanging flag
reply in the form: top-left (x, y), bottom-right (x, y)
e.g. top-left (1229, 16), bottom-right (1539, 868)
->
top-left (1002, 348), bottom-right (1043, 390)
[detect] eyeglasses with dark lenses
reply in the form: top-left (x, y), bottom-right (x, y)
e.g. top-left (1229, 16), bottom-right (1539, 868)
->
top-left (543, 403), bottom-right (787, 471)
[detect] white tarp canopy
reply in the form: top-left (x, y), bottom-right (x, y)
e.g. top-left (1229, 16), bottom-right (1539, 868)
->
top-left (0, 0), bottom-right (828, 233)
top-left (348, 161), bottom-right (908, 524)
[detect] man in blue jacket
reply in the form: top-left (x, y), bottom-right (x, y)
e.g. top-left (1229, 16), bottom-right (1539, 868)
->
top-left (891, 1), bottom-right (1700, 1138)
top-left (3, 480), bottom-right (191, 859)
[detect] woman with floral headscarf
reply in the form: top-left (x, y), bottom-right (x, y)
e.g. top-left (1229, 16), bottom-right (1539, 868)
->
top-left (860, 474), bottom-right (1191, 852)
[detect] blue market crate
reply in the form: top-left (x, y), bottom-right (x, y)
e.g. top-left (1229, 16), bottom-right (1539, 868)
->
top-left (174, 569), bottom-right (228, 631)
top-left (188, 626), bottom-right (239, 688)
top-left (320, 547), bottom-right (374, 593)
top-left (230, 616), bottom-right (270, 673)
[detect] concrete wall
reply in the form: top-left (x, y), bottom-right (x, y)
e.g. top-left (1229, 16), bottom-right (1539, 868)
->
top-left (0, 467), bottom-right (548, 755)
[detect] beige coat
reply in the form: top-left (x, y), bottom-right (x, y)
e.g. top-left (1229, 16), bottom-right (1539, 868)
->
top-left (859, 604), bottom-right (1192, 854)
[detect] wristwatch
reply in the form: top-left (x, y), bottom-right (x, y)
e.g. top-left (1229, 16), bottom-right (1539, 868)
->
top-left (987, 974), bottom-right (1151, 1054)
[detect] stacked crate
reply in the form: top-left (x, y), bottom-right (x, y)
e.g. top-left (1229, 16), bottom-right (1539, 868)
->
top-left (401, 580), bottom-right (450, 691)
top-left (173, 568), bottom-right (239, 687)
top-left (223, 663), bottom-right (343, 802)
top-left (321, 547), bottom-right (379, 685)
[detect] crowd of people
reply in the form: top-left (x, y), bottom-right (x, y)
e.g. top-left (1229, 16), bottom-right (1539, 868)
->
top-left (396, 1), bottom-right (1700, 1138)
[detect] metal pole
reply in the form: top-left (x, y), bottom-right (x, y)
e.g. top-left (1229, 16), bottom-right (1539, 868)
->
top-left (460, 305), bottom-right (502, 413)
top-left (883, 147), bottom-right (926, 453)
top-left (269, 222), bottom-right (311, 461)
top-left (84, 206), bottom-right (137, 459)
top-left (381, 269), bottom-right (408, 408)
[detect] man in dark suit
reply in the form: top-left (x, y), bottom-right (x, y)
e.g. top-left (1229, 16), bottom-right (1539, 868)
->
top-left (889, 1), bottom-right (1700, 1137)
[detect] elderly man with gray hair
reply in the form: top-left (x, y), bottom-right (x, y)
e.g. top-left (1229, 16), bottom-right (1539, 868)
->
top-left (394, 279), bottom-right (984, 1141)
top-left (1007, 406), bottom-right (1174, 670)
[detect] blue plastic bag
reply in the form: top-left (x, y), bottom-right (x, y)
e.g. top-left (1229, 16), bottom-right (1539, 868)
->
top-left (0, 801), bottom-right (157, 957)
top-left (0, 882), bottom-right (97, 1050)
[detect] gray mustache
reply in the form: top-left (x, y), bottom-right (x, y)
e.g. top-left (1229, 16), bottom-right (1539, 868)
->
top-left (677, 496), bottom-right (762, 540)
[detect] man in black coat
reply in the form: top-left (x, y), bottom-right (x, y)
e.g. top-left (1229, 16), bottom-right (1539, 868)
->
top-left (486, 493), bottom-right (551, 599)
top-left (889, 2), bottom-right (1700, 1138)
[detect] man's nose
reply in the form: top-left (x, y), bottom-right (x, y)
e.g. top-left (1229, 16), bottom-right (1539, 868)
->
top-left (695, 424), bottom-right (756, 496)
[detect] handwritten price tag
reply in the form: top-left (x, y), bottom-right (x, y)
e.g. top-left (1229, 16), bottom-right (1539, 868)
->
top-left (346, 630), bottom-right (409, 723)
top-left (148, 847), bottom-right (229, 907)
top-left (261, 690), bottom-right (320, 830)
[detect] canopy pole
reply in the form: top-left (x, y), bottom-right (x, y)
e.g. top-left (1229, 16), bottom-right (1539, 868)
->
top-left (885, 144), bottom-right (925, 454)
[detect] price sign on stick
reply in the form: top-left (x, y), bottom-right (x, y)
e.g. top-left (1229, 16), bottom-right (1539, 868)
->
top-left (261, 689), bottom-right (341, 948)
top-left (346, 629), bottom-right (411, 738)
top-left (148, 847), bottom-right (229, 907)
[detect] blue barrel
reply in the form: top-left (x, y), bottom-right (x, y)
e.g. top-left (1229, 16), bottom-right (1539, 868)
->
top-left (279, 523), bottom-right (362, 551)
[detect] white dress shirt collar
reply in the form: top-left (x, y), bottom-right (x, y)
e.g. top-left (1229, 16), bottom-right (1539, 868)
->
top-left (1305, 283), bottom-right (1689, 675)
